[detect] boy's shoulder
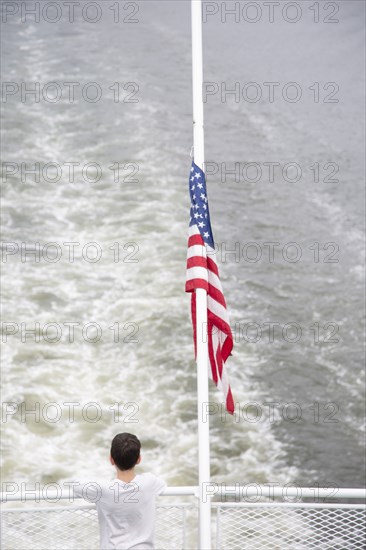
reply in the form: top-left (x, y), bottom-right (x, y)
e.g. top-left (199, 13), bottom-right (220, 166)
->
top-left (137, 472), bottom-right (166, 495)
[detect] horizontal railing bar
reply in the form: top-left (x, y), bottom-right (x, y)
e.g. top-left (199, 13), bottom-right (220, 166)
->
top-left (212, 486), bottom-right (366, 500)
top-left (0, 486), bottom-right (198, 502)
top-left (2, 502), bottom-right (195, 514)
top-left (2, 503), bottom-right (97, 513)
top-left (1, 486), bottom-right (365, 502)
top-left (213, 502), bottom-right (366, 509)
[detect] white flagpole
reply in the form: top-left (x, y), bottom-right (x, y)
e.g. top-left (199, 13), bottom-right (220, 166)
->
top-left (191, 1), bottom-right (211, 548)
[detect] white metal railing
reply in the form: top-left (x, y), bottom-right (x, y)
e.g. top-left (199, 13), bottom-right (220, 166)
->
top-left (1, 486), bottom-right (365, 549)
top-left (214, 502), bottom-right (366, 550)
top-left (1, 502), bottom-right (192, 550)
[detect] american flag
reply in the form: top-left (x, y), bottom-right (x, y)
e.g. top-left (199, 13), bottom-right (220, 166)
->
top-left (185, 160), bottom-right (235, 414)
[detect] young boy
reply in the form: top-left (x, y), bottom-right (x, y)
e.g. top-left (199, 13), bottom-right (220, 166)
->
top-left (74, 433), bottom-right (166, 550)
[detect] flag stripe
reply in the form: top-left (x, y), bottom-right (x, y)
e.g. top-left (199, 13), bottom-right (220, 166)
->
top-left (206, 256), bottom-right (219, 277)
top-left (208, 283), bottom-right (227, 309)
top-left (188, 234), bottom-right (205, 247)
top-left (187, 245), bottom-right (206, 260)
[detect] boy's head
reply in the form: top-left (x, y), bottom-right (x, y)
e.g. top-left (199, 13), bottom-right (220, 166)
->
top-left (110, 433), bottom-right (141, 471)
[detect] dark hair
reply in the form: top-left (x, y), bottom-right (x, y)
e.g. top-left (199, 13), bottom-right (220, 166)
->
top-left (111, 433), bottom-right (141, 471)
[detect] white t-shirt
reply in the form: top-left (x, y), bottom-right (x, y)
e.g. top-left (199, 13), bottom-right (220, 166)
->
top-left (74, 473), bottom-right (166, 550)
